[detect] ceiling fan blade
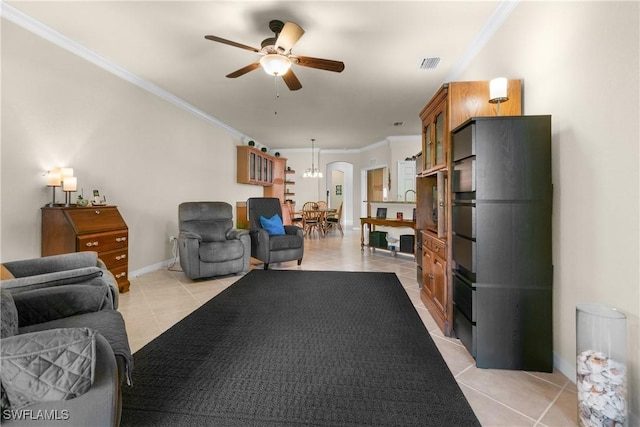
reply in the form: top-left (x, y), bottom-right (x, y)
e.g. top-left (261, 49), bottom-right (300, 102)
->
top-left (291, 55), bottom-right (345, 73)
top-left (275, 21), bottom-right (305, 54)
top-left (226, 62), bottom-right (261, 78)
top-left (282, 69), bottom-right (302, 91)
top-left (204, 35), bottom-right (260, 53)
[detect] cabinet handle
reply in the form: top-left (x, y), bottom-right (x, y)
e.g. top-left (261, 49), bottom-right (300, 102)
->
top-left (115, 254), bottom-right (127, 261)
top-left (115, 272), bottom-right (127, 279)
top-left (85, 241), bottom-right (99, 247)
top-left (116, 237), bottom-right (127, 242)
top-left (429, 273), bottom-right (434, 280)
top-left (94, 210), bottom-right (101, 215)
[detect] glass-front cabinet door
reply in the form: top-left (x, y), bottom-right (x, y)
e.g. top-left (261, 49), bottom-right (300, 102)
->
top-left (424, 123), bottom-right (433, 171)
top-left (250, 153), bottom-right (256, 181)
top-left (434, 110), bottom-right (445, 168)
top-left (420, 91), bottom-right (448, 174)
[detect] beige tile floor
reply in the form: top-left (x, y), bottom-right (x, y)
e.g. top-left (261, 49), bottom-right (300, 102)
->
top-left (118, 229), bottom-right (578, 427)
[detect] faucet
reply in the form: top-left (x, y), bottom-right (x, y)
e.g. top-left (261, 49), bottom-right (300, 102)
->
top-left (404, 189), bottom-right (416, 202)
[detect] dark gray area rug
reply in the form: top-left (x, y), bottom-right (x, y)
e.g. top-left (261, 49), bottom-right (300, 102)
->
top-left (121, 270), bottom-right (480, 426)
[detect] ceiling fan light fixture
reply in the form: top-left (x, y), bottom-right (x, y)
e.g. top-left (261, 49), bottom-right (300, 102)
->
top-left (260, 54), bottom-right (291, 76)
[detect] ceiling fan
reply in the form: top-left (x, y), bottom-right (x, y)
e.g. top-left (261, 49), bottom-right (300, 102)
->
top-left (205, 20), bottom-right (345, 91)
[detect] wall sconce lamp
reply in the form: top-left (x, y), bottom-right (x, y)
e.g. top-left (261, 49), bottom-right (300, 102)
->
top-left (489, 77), bottom-right (509, 115)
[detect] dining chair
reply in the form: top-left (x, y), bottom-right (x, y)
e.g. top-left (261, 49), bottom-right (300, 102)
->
top-left (286, 201), bottom-right (304, 229)
top-left (302, 201), bottom-right (322, 237)
top-left (315, 201), bottom-right (329, 233)
top-left (326, 202), bottom-right (344, 236)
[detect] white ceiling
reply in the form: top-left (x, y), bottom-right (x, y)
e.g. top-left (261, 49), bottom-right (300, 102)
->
top-left (4, 1), bottom-right (515, 150)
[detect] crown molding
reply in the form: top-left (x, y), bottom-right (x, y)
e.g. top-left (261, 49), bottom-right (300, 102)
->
top-left (445, 0), bottom-right (520, 82)
top-left (274, 134), bottom-right (420, 155)
top-left (1, 1), bottom-right (249, 141)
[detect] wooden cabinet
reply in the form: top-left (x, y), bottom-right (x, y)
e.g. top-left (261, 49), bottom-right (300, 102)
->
top-left (451, 116), bottom-right (552, 371)
top-left (237, 146), bottom-right (276, 186)
top-left (415, 80), bottom-right (522, 336)
top-left (41, 205), bottom-right (130, 293)
top-left (237, 147), bottom-right (291, 226)
top-left (421, 231), bottom-right (448, 332)
top-left (263, 156), bottom-right (286, 201)
top-left (420, 88), bottom-right (447, 174)
top-left (418, 80), bottom-right (522, 177)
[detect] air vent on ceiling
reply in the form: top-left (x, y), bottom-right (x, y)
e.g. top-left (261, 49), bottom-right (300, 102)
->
top-left (418, 57), bottom-right (440, 70)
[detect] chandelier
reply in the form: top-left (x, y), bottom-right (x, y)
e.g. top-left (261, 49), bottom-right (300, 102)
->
top-left (302, 138), bottom-right (323, 178)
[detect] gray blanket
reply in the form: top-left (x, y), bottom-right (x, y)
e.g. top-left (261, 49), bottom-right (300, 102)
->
top-left (19, 310), bottom-right (133, 386)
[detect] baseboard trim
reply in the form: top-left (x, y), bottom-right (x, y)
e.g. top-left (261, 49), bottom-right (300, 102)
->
top-left (130, 259), bottom-right (176, 278)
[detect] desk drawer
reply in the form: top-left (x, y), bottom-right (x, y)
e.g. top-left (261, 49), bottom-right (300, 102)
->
top-left (110, 264), bottom-right (128, 284)
top-left (78, 230), bottom-right (128, 253)
top-left (431, 239), bottom-right (446, 259)
top-left (99, 247), bottom-right (128, 269)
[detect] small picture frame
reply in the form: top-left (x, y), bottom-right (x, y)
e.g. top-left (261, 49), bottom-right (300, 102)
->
top-left (396, 212), bottom-right (403, 220)
top-left (376, 208), bottom-right (387, 219)
top-left (335, 184), bottom-right (342, 195)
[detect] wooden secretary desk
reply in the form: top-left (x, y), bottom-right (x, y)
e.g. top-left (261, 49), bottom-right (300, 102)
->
top-left (41, 205), bottom-right (130, 292)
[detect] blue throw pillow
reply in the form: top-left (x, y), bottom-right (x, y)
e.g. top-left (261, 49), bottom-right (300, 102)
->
top-left (259, 214), bottom-right (285, 236)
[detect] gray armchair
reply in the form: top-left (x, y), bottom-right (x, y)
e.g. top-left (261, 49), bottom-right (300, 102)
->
top-left (178, 202), bottom-right (250, 279)
top-left (247, 197), bottom-right (304, 270)
top-left (1, 252), bottom-right (132, 427)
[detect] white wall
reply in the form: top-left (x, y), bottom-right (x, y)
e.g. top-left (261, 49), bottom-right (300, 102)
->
top-left (458, 1), bottom-right (639, 418)
top-left (1, 20), bottom-right (262, 270)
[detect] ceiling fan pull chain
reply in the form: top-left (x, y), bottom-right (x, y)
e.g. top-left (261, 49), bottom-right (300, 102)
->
top-left (274, 76), bottom-right (280, 115)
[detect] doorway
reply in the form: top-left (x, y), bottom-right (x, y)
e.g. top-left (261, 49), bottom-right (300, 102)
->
top-left (360, 165), bottom-right (388, 218)
top-left (326, 162), bottom-right (353, 228)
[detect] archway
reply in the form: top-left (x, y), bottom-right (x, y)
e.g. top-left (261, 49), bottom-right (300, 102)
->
top-left (326, 162), bottom-right (354, 228)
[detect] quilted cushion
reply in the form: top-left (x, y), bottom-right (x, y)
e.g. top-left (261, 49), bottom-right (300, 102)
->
top-left (1, 267), bottom-right (103, 294)
top-left (12, 283), bottom-right (113, 327)
top-left (1, 289), bottom-right (18, 338)
top-left (1, 328), bottom-right (96, 409)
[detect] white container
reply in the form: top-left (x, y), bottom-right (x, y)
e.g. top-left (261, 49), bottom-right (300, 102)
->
top-left (576, 303), bottom-right (627, 427)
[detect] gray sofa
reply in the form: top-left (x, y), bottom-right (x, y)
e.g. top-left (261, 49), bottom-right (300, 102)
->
top-left (1, 252), bottom-right (132, 427)
top-left (178, 201), bottom-right (251, 279)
